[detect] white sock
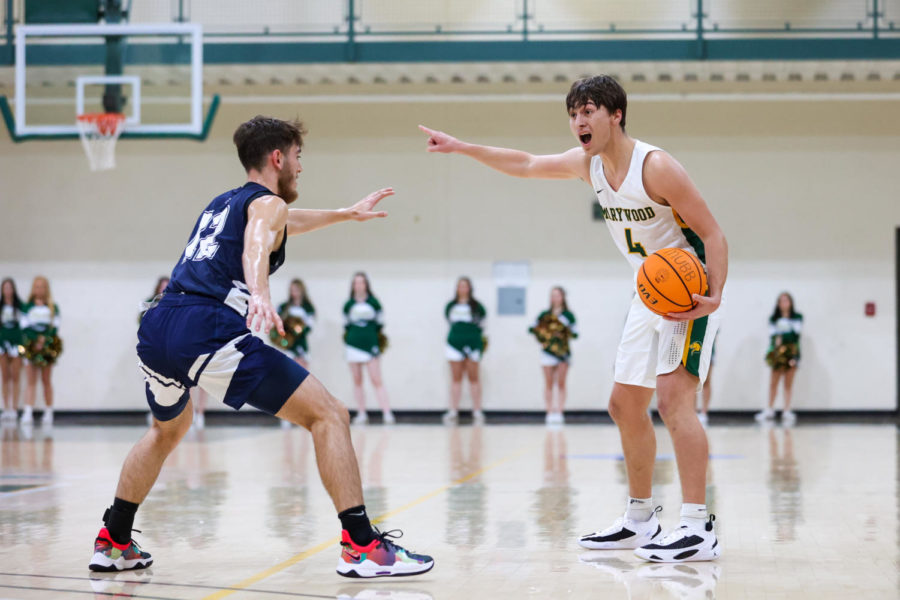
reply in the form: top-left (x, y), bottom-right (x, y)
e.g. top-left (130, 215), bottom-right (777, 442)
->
top-left (679, 503), bottom-right (708, 531)
top-left (23, 406), bottom-right (32, 416)
top-left (625, 497), bottom-right (654, 522)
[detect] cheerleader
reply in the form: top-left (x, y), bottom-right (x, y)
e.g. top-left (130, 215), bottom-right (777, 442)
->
top-left (443, 277), bottom-right (486, 425)
top-left (757, 292), bottom-right (803, 424)
top-left (343, 272), bottom-right (393, 424)
top-left (529, 286), bottom-right (578, 425)
top-left (0, 278), bottom-right (24, 423)
top-left (21, 276), bottom-right (62, 426)
top-left (274, 278), bottom-right (316, 429)
top-left (276, 278), bottom-right (316, 369)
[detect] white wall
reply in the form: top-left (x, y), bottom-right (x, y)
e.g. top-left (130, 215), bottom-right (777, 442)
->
top-left (1, 95), bottom-right (897, 412)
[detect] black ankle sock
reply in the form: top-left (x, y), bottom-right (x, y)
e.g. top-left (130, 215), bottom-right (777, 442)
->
top-left (105, 497), bottom-right (139, 545)
top-left (338, 505), bottom-right (374, 546)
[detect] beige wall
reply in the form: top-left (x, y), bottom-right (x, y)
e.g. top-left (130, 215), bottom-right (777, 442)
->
top-left (1, 95), bottom-right (897, 411)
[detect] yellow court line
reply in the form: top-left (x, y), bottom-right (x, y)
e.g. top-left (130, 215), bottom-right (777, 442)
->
top-left (202, 446), bottom-right (528, 600)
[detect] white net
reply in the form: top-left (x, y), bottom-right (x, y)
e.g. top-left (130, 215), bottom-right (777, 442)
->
top-left (76, 113), bottom-right (126, 172)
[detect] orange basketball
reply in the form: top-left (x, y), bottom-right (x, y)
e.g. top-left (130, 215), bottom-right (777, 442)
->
top-left (636, 248), bottom-right (708, 316)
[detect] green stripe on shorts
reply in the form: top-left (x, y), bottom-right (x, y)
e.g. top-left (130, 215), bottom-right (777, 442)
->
top-left (684, 315), bottom-right (708, 377)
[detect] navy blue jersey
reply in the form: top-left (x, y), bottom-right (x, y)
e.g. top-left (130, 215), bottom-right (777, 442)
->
top-left (167, 182), bottom-right (287, 316)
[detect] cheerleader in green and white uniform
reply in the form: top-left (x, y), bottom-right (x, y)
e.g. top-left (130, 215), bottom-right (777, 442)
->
top-left (0, 278), bottom-right (24, 422)
top-left (277, 278), bottom-right (316, 369)
top-left (21, 276), bottom-right (61, 426)
top-left (343, 272), bottom-right (393, 425)
top-left (529, 286), bottom-right (577, 425)
top-left (443, 276), bottom-right (486, 425)
top-left (757, 292), bottom-right (803, 424)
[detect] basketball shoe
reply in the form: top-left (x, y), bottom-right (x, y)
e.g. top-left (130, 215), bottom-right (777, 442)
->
top-left (88, 527), bottom-right (153, 572)
top-left (579, 507), bottom-right (663, 549)
top-left (337, 528), bottom-right (434, 578)
top-left (634, 515), bottom-right (720, 563)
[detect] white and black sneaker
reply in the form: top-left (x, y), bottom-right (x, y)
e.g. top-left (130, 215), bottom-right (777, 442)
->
top-left (634, 515), bottom-right (720, 563)
top-left (579, 506), bottom-right (663, 550)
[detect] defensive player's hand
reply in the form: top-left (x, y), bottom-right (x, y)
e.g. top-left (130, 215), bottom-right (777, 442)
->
top-left (419, 125), bottom-right (463, 153)
top-left (346, 188), bottom-right (392, 221)
top-left (664, 293), bottom-right (720, 322)
top-left (247, 293), bottom-right (284, 336)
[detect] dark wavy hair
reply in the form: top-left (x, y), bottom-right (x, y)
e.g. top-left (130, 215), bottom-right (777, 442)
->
top-left (452, 276), bottom-right (481, 316)
top-left (770, 292), bottom-right (800, 323)
top-left (565, 75), bottom-right (627, 129)
top-left (0, 277), bottom-right (23, 312)
top-left (289, 278), bottom-right (315, 312)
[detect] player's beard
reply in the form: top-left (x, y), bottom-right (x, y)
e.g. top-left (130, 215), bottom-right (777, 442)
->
top-left (277, 164), bottom-right (298, 204)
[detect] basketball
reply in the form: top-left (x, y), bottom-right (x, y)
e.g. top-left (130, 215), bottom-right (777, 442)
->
top-left (636, 248), bottom-right (708, 315)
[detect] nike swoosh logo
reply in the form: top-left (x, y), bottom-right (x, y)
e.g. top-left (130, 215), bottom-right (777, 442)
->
top-left (596, 189), bottom-right (604, 193)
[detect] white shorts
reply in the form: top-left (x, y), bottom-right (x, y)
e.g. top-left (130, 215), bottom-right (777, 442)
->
top-left (540, 351), bottom-right (569, 367)
top-left (346, 345), bottom-right (376, 363)
top-left (446, 344), bottom-right (481, 363)
top-left (0, 340), bottom-right (20, 358)
top-left (615, 293), bottom-right (722, 389)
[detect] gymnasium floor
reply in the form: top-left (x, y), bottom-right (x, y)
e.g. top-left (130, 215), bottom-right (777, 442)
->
top-left (0, 420), bottom-right (897, 599)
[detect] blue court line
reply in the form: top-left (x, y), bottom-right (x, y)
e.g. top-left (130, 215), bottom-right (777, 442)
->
top-left (0, 482), bottom-right (65, 497)
top-left (566, 453), bottom-right (745, 460)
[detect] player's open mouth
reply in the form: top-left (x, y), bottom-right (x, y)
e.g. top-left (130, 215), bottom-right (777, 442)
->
top-left (579, 133), bottom-right (592, 144)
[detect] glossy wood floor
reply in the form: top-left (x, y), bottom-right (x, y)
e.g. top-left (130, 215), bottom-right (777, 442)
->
top-left (0, 419), bottom-right (897, 599)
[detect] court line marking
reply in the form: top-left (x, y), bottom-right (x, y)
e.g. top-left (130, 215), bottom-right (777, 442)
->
top-left (0, 482), bottom-right (67, 498)
top-left (0, 582), bottom-right (181, 600)
top-left (203, 446), bottom-right (529, 600)
top-left (0, 573), bottom-right (333, 598)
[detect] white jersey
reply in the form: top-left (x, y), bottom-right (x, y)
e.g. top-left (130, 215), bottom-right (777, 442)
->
top-left (590, 140), bottom-right (705, 271)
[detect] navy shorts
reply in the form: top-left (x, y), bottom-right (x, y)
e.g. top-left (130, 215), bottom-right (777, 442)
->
top-left (137, 294), bottom-right (309, 421)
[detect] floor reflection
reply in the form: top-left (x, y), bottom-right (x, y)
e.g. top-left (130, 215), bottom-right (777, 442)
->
top-left (267, 428), bottom-right (314, 543)
top-left (579, 552), bottom-right (720, 599)
top-left (140, 433), bottom-right (227, 548)
top-left (531, 428), bottom-right (577, 548)
top-left (447, 425), bottom-right (486, 548)
top-left (354, 428), bottom-right (391, 518)
top-left (337, 588), bottom-right (435, 599)
top-left (767, 427), bottom-right (802, 542)
top-left (0, 425), bottom-right (59, 550)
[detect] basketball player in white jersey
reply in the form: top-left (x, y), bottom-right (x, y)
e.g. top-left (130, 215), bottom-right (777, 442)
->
top-left (419, 75), bottom-right (727, 562)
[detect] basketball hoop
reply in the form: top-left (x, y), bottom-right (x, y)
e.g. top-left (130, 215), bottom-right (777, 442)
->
top-left (76, 112), bottom-right (125, 171)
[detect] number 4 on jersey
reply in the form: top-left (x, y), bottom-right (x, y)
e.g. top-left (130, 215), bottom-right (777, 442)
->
top-left (183, 206), bottom-right (230, 263)
top-left (625, 228), bottom-right (648, 257)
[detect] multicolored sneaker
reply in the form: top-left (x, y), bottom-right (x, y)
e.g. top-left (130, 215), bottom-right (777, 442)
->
top-left (337, 528), bottom-right (434, 578)
top-left (88, 527), bottom-right (153, 572)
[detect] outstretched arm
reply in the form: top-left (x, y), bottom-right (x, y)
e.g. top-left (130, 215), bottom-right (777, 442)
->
top-left (243, 195), bottom-right (288, 335)
top-left (286, 188), bottom-right (392, 236)
top-left (643, 152), bottom-right (728, 321)
top-left (419, 125), bottom-right (590, 181)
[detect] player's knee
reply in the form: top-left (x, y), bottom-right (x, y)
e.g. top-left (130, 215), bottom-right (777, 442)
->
top-left (656, 395), bottom-right (680, 422)
top-left (312, 392), bottom-right (349, 428)
top-left (608, 396), bottom-right (640, 425)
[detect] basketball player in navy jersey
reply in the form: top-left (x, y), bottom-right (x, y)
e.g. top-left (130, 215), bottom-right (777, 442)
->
top-left (89, 116), bottom-right (433, 579)
top-left (420, 76), bottom-right (727, 563)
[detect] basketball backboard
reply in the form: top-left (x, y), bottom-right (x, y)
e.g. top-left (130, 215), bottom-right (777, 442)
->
top-left (1, 22), bottom-right (219, 141)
